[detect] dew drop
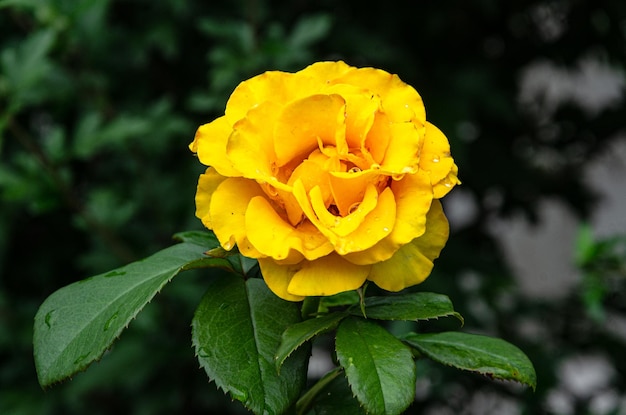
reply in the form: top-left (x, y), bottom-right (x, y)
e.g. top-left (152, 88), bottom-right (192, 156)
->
top-left (74, 354), bottom-right (89, 365)
top-left (444, 182), bottom-right (452, 188)
top-left (198, 348), bottom-right (213, 359)
top-left (104, 312), bottom-right (119, 331)
top-left (44, 310), bottom-right (56, 328)
top-left (432, 156), bottom-right (440, 163)
top-left (229, 386), bottom-right (248, 402)
top-left (383, 227), bottom-right (390, 232)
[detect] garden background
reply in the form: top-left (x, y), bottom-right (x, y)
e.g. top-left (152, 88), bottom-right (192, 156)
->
top-left (1, 1), bottom-right (625, 414)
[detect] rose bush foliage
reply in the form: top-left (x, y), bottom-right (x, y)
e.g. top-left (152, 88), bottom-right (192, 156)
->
top-left (190, 61), bottom-right (460, 300)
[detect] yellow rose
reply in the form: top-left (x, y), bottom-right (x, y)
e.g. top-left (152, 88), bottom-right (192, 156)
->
top-left (190, 61), bottom-right (460, 301)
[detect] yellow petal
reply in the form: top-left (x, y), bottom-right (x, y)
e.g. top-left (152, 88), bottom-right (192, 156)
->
top-left (195, 167), bottom-right (228, 230)
top-left (227, 101), bottom-right (283, 184)
top-left (388, 169), bottom-right (433, 245)
top-left (310, 184), bottom-right (378, 237)
top-left (367, 200), bottom-right (449, 291)
top-left (297, 61), bottom-right (353, 85)
top-left (225, 71), bottom-right (298, 125)
top-left (209, 177), bottom-right (264, 252)
top-left (257, 258), bottom-right (305, 301)
top-left (287, 254), bottom-right (370, 297)
top-left (334, 187), bottom-right (396, 254)
top-left (342, 170), bottom-right (433, 265)
top-left (245, 196), bottom-right (334, 261)
top-left (328, 169), bottom-right (380, 217)
top-left (411, 199), bottom-right (450, 260)
top-left (364, 111), bottom-right (390, 164)
top-left (191, 117), bottom-right (240, 176)
top-left (324, 83), bottom-right (381, 150)
top-left (273, 94), bottom-right (346, 167)
top-left (420, 122), bottom-right (458, 184)
top-left (433, 163), bottom-right (461, 199)
top-left (380, 121), bottom-right (423, 174)
top-left (333, 67), bottom-right (426, 123)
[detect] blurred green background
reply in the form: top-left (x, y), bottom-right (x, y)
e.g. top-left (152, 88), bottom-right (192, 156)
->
top-left (1, 0), bottom-right (625, 414)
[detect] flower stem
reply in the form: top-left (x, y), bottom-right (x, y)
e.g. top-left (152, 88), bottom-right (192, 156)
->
top-left (295, 367), bottom-right (342, 415)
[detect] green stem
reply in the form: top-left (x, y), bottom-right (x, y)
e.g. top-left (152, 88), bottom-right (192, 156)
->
top-left (295, 367), bottom-right (342, 415)
top-left (301, 296), bottom-right (321, 319)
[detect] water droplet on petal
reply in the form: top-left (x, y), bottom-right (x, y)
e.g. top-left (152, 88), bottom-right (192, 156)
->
top-left (383, 227), bottom-right (390, 232)
top-left (432, 156), bottom-right (440, 163)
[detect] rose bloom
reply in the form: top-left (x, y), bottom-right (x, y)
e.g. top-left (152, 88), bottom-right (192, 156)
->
top-left (190, 61), bottom-right (460, 301)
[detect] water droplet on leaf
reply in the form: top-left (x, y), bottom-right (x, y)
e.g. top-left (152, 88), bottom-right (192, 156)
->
top-left (229, 386), bottom-right (248, 403)
top-left (104, 313), bottom-right (119, 331)
top-left (44, 310), bottom-right (56, 328)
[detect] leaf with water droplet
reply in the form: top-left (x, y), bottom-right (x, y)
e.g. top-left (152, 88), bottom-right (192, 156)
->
top-left (33, 230), bottom-right (221, 387)
top-left (44, 310), bottom-right (56, 328)
top-left (192, 275), bottom-right (309, 414)
top-left (103, 313), bottom-right (119, 331)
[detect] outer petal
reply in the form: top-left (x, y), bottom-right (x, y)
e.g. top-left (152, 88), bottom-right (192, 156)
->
top-left (225, 71), bottom-right (298, 125)
top-left (227, 101), bottom-right (284, 184)
top-left (190, 117), bottom-right (240, 176)
top-left (420, 122), bottom-right (460, 198)
top-left (209, 177), bottom-right (264, 254)
top-left (224, 61), bottom-right (352, 125)
top-left (333, 67), bottom-right (426, 123)
top-left (257, 258), bottom-right (305, 301)
top-left (433, 163), bottom-right (461, 199)
top-left (377, 119), bottom-right (423, 174)
top-left (296, 61), bottom-right (353, 85)
top-left (367, 200), bottom-right (449, 291)
top-left (195, 167), bottom-right (228, 230)
top-left (259, 253), bottom-right (369, 300)
top-left (245, 196), bottom-right (334, 261)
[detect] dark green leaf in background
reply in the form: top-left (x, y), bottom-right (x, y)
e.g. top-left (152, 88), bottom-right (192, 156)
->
top-left (33, 232), bottom-right (220, 387)
top-left (403, 331), bottom-right (537, 390)
top-left (192, 275), bottom-right (309, 415)
top-left (335, 317), bottom-right (416, 415)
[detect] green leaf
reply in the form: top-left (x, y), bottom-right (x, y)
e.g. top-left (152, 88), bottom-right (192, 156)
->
top-left (353, 292), bottom-right (463, 323)
top-left (33, 234), bottom-right (220, 387)
top-left (276, 311), bottom-right (348, 371)
top-left (403, 331), bottom-right (537, 390)
top-left (192, 275), bottom-right (309, 415)
top-left (335, 317), bottom-right (416, 415)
